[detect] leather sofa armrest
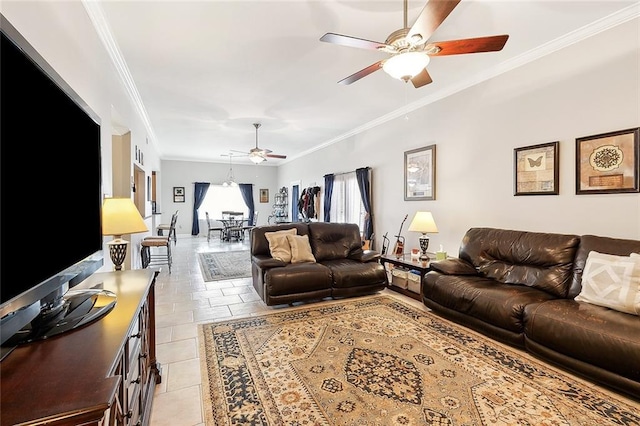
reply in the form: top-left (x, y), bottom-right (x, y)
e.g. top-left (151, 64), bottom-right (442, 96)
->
top-left (252, 254), bottom-right (287, 269)
top-left (348, 249), bottom-right (380, 263)
top-left (430, 258), bottom-right (478, 275)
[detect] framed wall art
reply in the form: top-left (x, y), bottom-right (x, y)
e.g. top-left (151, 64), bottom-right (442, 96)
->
top-left (260, 188), bottom-right (269, 203)
top-left (173, 186), bottom-right (185, 203)
top-left (576, 127), bottom-right (639, 194)
top-left (404, 144), bottom-right (436, 201)
top-left (514, 141), bottom-right (559, 196)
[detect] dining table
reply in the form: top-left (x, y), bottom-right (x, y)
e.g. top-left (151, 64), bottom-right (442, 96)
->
top-left (217, 215), bottom-right (247, 241)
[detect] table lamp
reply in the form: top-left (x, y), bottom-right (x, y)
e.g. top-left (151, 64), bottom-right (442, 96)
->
top-left (102, 197), bottom-right (149, 270)
top-left (407, 211), bottom-right (439, 261)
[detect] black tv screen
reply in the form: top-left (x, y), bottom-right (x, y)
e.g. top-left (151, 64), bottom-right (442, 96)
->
top-left (0, 18), bottom-right (103, 319)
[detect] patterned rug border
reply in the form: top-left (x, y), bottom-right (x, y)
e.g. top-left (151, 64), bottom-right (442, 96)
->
top-left (197, 250), bottom-right (251, 282)
top-left (198, 294), bottom-right (640, 425)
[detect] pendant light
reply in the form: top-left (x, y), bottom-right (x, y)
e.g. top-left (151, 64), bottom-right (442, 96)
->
top-left (222, 154), bottom-right (237, 187)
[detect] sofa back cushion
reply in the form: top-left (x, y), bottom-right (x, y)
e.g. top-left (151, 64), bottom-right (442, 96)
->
top-left (569, 234), bottom-right (640, 298)
top-left (251, 223), bottom-right (309, 257)
top-left (308, 222), bottom-right (362, 262)
top-left (460, 228), bottom-right (580, 298)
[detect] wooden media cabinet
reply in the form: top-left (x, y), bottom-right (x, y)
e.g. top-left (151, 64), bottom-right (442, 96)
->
top-left (1, 269), bottom-right (161, 425)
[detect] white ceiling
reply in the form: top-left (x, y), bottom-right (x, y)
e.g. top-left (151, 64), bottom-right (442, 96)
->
top-left (91, 1), bottom-right (638, 165)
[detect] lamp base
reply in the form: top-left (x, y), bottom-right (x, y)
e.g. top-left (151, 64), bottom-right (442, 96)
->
top-left (107, 238), bottom-right (129, 271)
top-left (419, 234), bottom-right (430, 262)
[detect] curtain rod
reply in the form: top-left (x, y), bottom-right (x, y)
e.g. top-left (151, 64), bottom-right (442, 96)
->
top-left (324, 166), bottom-right (370, 178)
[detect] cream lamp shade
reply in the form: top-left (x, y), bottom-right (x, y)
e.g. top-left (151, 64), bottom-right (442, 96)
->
top-left (102, 197), bottom-right (149, 270)
top-left (408, 211), bottom-right (438, 261)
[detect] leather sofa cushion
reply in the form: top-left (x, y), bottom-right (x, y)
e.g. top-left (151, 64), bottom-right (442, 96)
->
top-left (308, 222), bottom-right (362, 262)
top-left (459, 228), bottom-right (580, 298)
top-left (524, 299), bottom-right (640, 382)
top-left (265, 263), bottom-right (332, 296)
top-left (424, 272), bottom-right (557, 333)
top-left (568, 234), bottom-right (640, 298)
top-left (322, 258), bottom-right (387, 289)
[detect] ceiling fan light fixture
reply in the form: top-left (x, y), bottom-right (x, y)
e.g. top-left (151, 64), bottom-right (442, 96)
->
top-left (383, 52), bottom-right (430, 81)
top-left (249, 152), bottom-right (266, 164)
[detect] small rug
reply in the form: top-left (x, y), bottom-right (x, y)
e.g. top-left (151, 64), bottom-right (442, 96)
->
top-left (198, 295), bottom-right (639, 425)
top-left (198, 251), bottom-right (251, 282)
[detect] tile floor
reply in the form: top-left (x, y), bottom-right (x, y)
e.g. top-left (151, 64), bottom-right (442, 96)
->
top-left (148, 233), bottom-right (426, 426)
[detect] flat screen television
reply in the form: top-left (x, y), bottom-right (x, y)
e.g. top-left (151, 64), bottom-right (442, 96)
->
top-left (0, 15), bottom-right (106, 354)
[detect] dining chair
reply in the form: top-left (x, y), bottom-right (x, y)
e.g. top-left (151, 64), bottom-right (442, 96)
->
top-left (205, 212), bottom-right (225, 242)
top-left (226, 212), bottom-right (245, 241)
top-left (141, 212), bottom-right (177, 273)
top-left (156, 210), bottom-right (178, 244)
top-left (242, 211), bottom-right (259, 239)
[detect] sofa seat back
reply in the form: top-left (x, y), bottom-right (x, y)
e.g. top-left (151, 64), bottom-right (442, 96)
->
top-left (308, 222), bottom-right (362, 262)
top-left (460, 228), bottom-right (580, 298)
top-left (568, 234), bottom-right (640, 298)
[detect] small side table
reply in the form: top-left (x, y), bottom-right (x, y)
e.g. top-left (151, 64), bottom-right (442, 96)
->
top-left (379, 253), bottom-right (435, 301)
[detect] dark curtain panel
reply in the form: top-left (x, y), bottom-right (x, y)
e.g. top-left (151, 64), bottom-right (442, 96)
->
top-left (191, 182), bottom-right (210, 235)
top-left (291, 185), bottom-right (299, 222)
top-left (356, 167), bottom-right (373, 240)
top-left (239, 183), bottom-right (255, 225)
top-left (323, 174), bottom-right (334, 222)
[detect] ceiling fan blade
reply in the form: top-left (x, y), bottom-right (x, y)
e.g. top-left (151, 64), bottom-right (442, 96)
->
top-left (266, 154), bottom-right (287, 159)
top-left (320, 33), bottom-right (388, 51)
top-left (407, 0), bottom-right (461, 45)
top-left (427, 35), bottom-right (509, 56)
top-left (338, 61), bottom-right (383, 85)
top-left (411, 68), bottom-right (433, 88)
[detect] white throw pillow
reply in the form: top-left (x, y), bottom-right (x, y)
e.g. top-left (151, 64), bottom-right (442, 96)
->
top-left (575, 251), bottom-right (640, 315)
top-left (286, 234), bottom-right (316, 264)
top-left (264, 228), bottom-right (297, 263)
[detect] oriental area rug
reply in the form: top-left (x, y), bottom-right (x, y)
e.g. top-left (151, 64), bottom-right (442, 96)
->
top-left (198, 251), bottom-right (251, 282)
top-left (198, 295), bottom-right (640, 425)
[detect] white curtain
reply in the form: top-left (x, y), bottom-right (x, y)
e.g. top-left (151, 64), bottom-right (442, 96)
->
top-left (329, 172), bottom-right (365, 229)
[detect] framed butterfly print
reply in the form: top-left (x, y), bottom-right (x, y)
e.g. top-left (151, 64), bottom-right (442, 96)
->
top-left (576, 127), bottom-right (639, 194)
top-left (514, 141), bottom-right (559, 195)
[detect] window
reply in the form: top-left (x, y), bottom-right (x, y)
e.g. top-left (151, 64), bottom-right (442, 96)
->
top-left (198, 185), bottom-right (248, 220)
top-left (329, 172), bottom-right (365, 229)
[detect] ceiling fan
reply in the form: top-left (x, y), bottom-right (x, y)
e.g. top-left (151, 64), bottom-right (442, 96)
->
top-left (320, 0), bottom-right (509, 88)
top-left (233, 123), bottom-right (287, 164)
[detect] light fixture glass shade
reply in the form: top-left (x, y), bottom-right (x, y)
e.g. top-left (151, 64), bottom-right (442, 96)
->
top-left (102, 197), bottom-right (149, 237)
top-left (249, 152), bottom-right (266, 164)
top-left (382, 52), bottom-right (430, 81)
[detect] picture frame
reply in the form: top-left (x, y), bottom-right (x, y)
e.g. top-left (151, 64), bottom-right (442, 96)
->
top-left (576, 127), bottom-right (640, 194)
top-left (260, 188), bottom-right (269, 203)
top-left (514, 141), bottom-right (559, 196)
top-left (173, 186), bottom-right (185, 203)
top-left (404, 145), bottom-right (436, 201)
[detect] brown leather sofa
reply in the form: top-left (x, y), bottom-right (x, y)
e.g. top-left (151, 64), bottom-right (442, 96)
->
top-left (250, 222), bottom-right (387, 306)
top-left (423, 227), bottom-right (640, 400)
